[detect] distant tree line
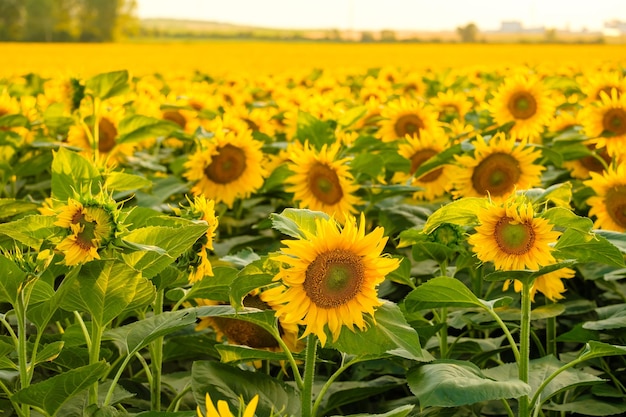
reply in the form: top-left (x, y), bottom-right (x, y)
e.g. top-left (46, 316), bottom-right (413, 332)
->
top-left (0, 0), bottom-right (138, 42)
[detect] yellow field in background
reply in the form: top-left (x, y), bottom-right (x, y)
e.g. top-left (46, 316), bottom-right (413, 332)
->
top-left (2, 42), bottom-right (625, 77)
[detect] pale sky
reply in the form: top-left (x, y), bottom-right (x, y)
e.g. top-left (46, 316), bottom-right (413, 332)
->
top-left (136, 0), bottom-right (625, 32)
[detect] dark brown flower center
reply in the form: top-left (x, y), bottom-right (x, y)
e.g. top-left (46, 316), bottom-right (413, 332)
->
top-left (494, 216), bottom-right (536, 255)
top-left (304, 249), bottom-right (365, 308)
top-left (507, 91), bottom-right (537, 120)
top-left (394, 113), bottom-right (424, 138)
top-left (602, 108), bottom-right (626, 136)
top-left (204, 144), bottom-right (247, 184)
top-left (605, 185), bottom-right (626, 229)
top-left (410, 148), bottom-right (443, 182)
top-left (162, 110), bottom-right (187, 129)
top-left (471, 152), bottom-right (521, 197)
top-left (98, 118), bottom-right (118, 153)
top-left (210, 295), bottom-right (279, 349)
top-left (308, 163), bottom-right (344, 205)
top-left (580, 144), bottom-right (611, 173)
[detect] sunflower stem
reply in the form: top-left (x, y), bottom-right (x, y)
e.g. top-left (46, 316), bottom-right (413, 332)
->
top-left (89, 319), bottom-right (103, 406)
top-left (302, 335), bottom-right (318, 417)
top-left (519, 281), bottom-right (532, 417)
top-left (149, 289), bottom-right (165, 411)
top-left (439, 307), bottom-right (448, 359)
top-left (15, 286), bottom-right (31, 417)
top-left (546, 299), bottom-right (557, 357)
top-left (312, 354), bottom-right (361, 417)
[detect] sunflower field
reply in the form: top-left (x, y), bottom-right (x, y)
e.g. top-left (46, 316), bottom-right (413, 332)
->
top-left (1, 42), bottom-right (626, 417)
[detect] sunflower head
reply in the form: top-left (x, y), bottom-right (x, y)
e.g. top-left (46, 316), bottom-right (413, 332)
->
top-left (266, 213), bottom-right (400, 346)
top-left (584, 163), bottom-right (626, 232)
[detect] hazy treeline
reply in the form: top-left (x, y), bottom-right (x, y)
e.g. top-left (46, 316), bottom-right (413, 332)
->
top-left (0, 0), bottom-right (137, 42)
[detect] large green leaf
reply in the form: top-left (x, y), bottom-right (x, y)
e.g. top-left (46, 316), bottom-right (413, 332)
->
top-left (11, 361), bottom-right (109, 417)
top-left (422, 198), bottom-right (489, 234)
top-left (576, 341), bottom-right (626, 361)
top-left (51, 147), bottom-right (101, 200)
top-left (183, 266), bottom-right (239, 304)
top-left (404, 277), bottom-right (483, 310)
top-left (215, 344), bottom-right (291, 364)
top-left (328, 405), bottom-right (415, 417)
top-left (103, 172), bottom-right (152, 192)
top-left (103, 309), bottom-right (197, 356)
top-left (0, 215), bottom-right (57, 250)
top-left (121, 222), bottom-right (208, 279)
top-left (330, 301), bottom-right (433, 361)
top-left (116, 114), bottom-right (179, 144)
top-left (85, 70), bottom-right (129, 100)
top-left (192, 360), bottom-right (300, 417)
top-left (0, 198), bottom-right (39, 219)
top-left (542, 395), bottom-right (626, 416)
top-left (295, 110), bottom-right (335, 149)
top-left (319, 376), bottom-right (407, 416)
top-left (59, 260), bottom-right (154, 327)
top-left (583, 305), bottom-right (626, 330)
top-left (270, 208), bottom-right (329, 239)
top-left (0, 254), bottom-right (26, 305)
top-left (407, 360), bottom-right (530, 407)
top-left (554, 229), bottom-right (624, 268)
top-left (541, 206), bottom-right (592, 233)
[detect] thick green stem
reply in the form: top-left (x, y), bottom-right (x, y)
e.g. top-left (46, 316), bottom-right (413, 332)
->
top-left (312, 355), bottom-right (361, 416)
top-left (273, 330), bottom-right (304, 389)
top-left (15, 296), bottom-right (30, 417)
top-left (149, 290), bottom-right (165, 411)
top-left (89, 320), bottom-right (103, 406)
top-left (440, 307), bottom-right (448, 359)
top-left (519, 281), bottom-right (532, 417)
top-left (301, 335), bottom-right (318, 417)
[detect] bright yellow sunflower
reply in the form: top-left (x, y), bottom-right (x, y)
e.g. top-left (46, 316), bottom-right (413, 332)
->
top-left (184, 128), bottom-right (267, 209)
top-left (504, 267), bottom-right (576, 302)
top-left (468, 196), bottom-right (561, 271)
top-left (394, 131), bottom-right (454, 201)
top-left (488, 74), bottom-right (555, 142)
top-left (54, 198), bottom-right (117, 266)
top-left (431, 89), bottom-right (472, 123)
top-left (578, 70), bottom-right (626, 103)
top-left (377, 98), bottom-right (441, 143)
top-left (562, 141), bottom-right (613, 180)
top-left (285, 141), bottom-right (362, 224)
top-left (584, 163), bottom-right (626, 232)
top-left (197, 392), bottom-right (258, 417)
top-left (452, 133), bottom-right (545, 200)
top-left (580, 89), bottom-right (626, 157)
top-left (266, 214), bottom-right (400, 346)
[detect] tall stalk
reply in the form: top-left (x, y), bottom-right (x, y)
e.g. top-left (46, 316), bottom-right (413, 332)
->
top-left (518, 281), bottom-right (532, 417)
top-left (301, 335), bottom-right (318, 417)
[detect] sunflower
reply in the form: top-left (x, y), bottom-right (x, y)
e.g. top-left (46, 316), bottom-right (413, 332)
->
top-left (468, 196), bottom-right (561, 271)
top-left (580, 89), bottom-right (626, 157)
top-left (452, 133), bottom-right (545, 200)
top-left (503, 267), bottom-right (576, 302)
top-left (265, 214), bottom-right (400, 346)
top-left (578, 71), bottom-right (626, 103)
top-left (562, 141), bottom-right (613, 180)
top-left (194, 288), bottom-right (303, 353)
top-left (197, 392), bottom-right (258, 417)
top-left (54, 198), bottom-right (117, 266)
top-left (377, 98), bottom-right (440, 143)
top-left (393, 131), bottom-right (454, 201)
top-left (488, 74), bottom-right (555, 141)
top-left (285, 141), bottom-right (362, 223)
top-left (584, 163), bottom-right (626, 232)
top-left (431, 89), bottom-right (472, 122)
top-left (184, 128), bottom-right (267, 208)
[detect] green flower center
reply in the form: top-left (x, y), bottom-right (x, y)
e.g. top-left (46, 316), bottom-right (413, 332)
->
top-left (304, 249), bottom-right (364, 308)
top-left (472, 152), bottom-right (521, 197)
top-left (508, 91), bottom-right (537, 120)
top-left (308, 163), bottom-right (344, 205)
top-left (494, 217), bottom-right (535, 255)
top-left (204, 144), bottom-right (247, 184)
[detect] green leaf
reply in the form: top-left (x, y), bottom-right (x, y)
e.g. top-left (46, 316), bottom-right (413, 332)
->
top-left (295, 110), bottom-right (335, 149)
top-left (0, 113), bottom-right (29, 128)
top-left (328, 405), bottom-right (415, 417)
top-left (483, 260), bottom-right (578, 283)
top-left (543, 396), bottom-right (626, 416)
top-left (595, 230), bottom-right (626, 254)
top-left (541, 206), bottom-right (593, 233)
top-left (51, 147), bottom-right (102, 200)
top-left (270, 208), bottom-right (330, 239)
top-left (11, 361), bottom-right (109, 417)
top-left (215, 344), bottom-right (291, 364)
top-left (412, 242), bottom-right (455, 263)
top-left (0, 215), bottom-right (57, 250)
top-left (583, 306), bottom-right (626, 330)
top-left (59, 260), bottom-right (154, 327)
top-left (350, 153), bottom-right (384, 179)
top-left (103, 172), bottom-right (152, 192)
top-left (526, 182), bottom-right (573, 207)
top-left (230, 270), bottom-right (274, 309)
top-left (422, 198), bottom-right (489, 234)
top-left (331, 301), bottom-right (433, 361)
top-left (407, 360), bottom-right (530, 407)
top-left (34, 341), bottom-right (64, 366)
top-left (0, 255), bottom-right (26, 305)
top-left (116, 115), bottom-right (179, 144)
top-left (404, 277), bottom-right (483, 310)
top-left (85, 70), bottom-right (129, 100)
top-left (576, 341), bottom-right (626, 362)
top-left (413, 143), bottom-right (462, 180)
top-left (320, 376), bottom-right (407, 416)
top-left (0, 198), bottom-right (39, 219)
top-left (193, 305), bottom-right (279, 336)
top-left (554, 229), bottom-right (625, 268)
top-left (103, 309), bottom-right (197, 356)
top-left (184, 266), bottom-right (239, 303)
top-left (337, 105), bottom-right (367, 127)
top-left (192, 360), bottom-right (300, 417)
top-left (121, 222), bottom-right (208, 279)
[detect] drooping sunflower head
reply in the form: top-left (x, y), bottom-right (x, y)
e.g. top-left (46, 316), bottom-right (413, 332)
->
top-left (468, 195), bottom-right (561, 271)
top-left (394, 130), bottom-right (454, 201)
top-left (266, 213), bottom-right (400, 346)
top-left (584, 163), bottom-right (626, 232)
top-left (452, 133), bottom-right (545, 200)
top-left (581, 89), bottom-right (626, 157)
top-left (183, 128), bottom-right (267, 209)
top-left (53, 197), bottom-right (119, 266)
top-left (488, 74), bottom-right (555, 141)
top-left (285, 141), bottom-right (362, 224)
top-left (377, 98), bottom-right (440, 142)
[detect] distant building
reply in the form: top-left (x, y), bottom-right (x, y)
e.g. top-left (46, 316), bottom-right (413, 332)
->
top-left (500, 20), bottom-right (523, 33)
top-left (604, 20), bottom-right (626, 36)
